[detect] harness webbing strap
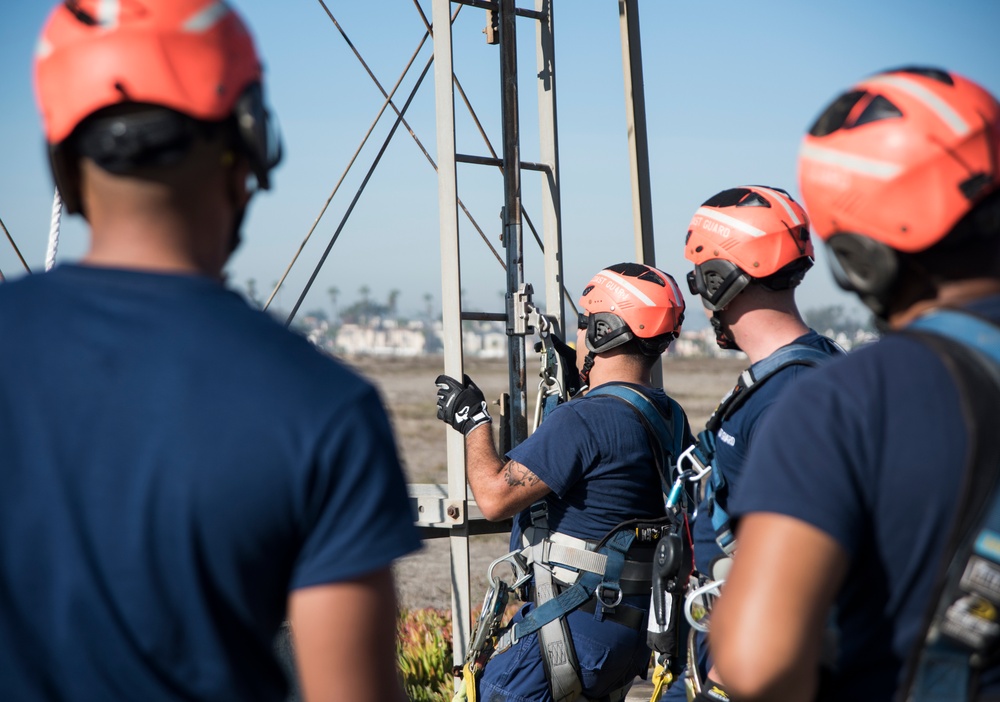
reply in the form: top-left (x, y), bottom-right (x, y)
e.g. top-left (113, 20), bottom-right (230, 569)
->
top-left (586, 383), bottom-right (685, 495)
top-left (508, 385), bottom-right (677, 702)
top-left (498, 530), bottom-right (638, 649)
top-left (701, 342), bottom-right (843, 554)
top-left (522, 509), bottom-right (584, 702)
top-left (898, 310), bottom-right (1000, 702)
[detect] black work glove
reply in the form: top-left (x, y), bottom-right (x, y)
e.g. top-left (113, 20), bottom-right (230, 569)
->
top-left (435, 374), bottom-right (493, 435)
top-left (550, 333), bottom-right (582, 397)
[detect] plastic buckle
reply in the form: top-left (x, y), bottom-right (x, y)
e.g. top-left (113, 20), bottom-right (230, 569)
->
top-left (677, 444), bottom-right (712, 482)
top-left (597, 583), bottom-right (624, 609)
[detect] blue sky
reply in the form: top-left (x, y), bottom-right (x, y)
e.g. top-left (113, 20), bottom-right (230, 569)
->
top-left (2, 1), bottom-right (999, 329)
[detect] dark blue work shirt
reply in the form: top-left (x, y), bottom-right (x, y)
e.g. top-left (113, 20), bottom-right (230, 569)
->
top-left (733, 297), bottom-right (1000, 699)
top-left (691, 330), bottom-right (842, 576)
top-left (0, 265), bottom-right (421, 701)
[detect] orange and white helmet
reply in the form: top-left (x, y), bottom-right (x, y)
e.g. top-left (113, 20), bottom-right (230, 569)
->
top-left (799, 67), bottom-right (1000, 253)
top-left (35, 0), bottom-right (281, 212)
top-left (684, 186), bottom-right (814, 311)
top-left (798, 67), bottom-right (1000, 314)
top-left (578, 263), bottom-right (685, 356)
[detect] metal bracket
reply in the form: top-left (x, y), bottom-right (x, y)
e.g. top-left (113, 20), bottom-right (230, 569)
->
top-left (508, 282), bottom-right (552, 337)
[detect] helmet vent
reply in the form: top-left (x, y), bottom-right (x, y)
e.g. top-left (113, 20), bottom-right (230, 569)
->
top-left (605, 262), bottom-right (666, 287)
top-left (853, 94), bottom-right (903, 128)
top-left (703, 188), bottom-right (762, 208)
top-left (885, 66), bottom-right (955, 86)
top-left (64, 1), bottom-right (98, 25)
top-left (809, 90), bottom-right (866, 137)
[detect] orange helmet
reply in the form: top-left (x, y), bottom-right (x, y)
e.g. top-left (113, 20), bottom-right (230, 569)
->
top-left (578, 263), bottom-right (685, 356)
top-left (34, 0), bottom-right (281, 212)
top-left (799, 67), bottom-right (1000, 252)
top-left (684, 185), bottom-right (814, 311)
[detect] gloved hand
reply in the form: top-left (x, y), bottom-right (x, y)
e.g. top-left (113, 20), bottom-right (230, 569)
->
top-left (549, 332), bottom-right (582, 397)
top-left (435, 374), bottom-right (493, 435)
top-left (693, 679), bottom-right (732, 701)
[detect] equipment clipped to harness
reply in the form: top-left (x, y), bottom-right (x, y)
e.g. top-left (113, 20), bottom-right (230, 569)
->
top-left (533, 325), bottom-right (581, 430)
top-left (898, 310), bottom-right (1000, 702)
top-left (454, 382), bottom-right (693, 702)
top-left (679, 343), bottom-right (843, 556)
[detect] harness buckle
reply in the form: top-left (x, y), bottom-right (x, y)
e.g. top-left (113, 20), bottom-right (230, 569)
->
top-left (597, 583), bottom-right (624, 609)
top-left (678, 443), bottom-right (712, 481)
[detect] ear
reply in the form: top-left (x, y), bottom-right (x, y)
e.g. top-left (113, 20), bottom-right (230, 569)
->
top-left (222, 151), bottom-right (253, 209)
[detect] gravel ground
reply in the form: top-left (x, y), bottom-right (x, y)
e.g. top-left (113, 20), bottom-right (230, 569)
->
top-left (345, 353), bottom-right (746, 611)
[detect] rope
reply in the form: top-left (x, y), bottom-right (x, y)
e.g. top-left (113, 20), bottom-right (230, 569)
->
top-left (45, 188), bottom-right (62, 271)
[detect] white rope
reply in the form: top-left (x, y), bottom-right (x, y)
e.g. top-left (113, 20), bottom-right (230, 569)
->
top-left (45, 188), bottom-right (62, 271)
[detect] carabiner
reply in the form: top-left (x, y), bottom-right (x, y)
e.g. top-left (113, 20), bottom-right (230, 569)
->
top-left (677, 444), bottom-right (712, 482)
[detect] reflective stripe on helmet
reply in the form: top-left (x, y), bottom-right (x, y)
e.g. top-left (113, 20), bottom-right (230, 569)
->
top-left (97, 0), bottom-right (119, 28)
top-left (867, 74), bottom-right (970, 137)
top-left (599, 270), bottom-right (656, 306)
top-left (183, 1), bottom-right (230, 33)
top-left (754, 186), bottom-right (804, 227)
top-left (799, 143), bottom-right (903, 180)
top-left (694, 207), bottom-right (768, 238)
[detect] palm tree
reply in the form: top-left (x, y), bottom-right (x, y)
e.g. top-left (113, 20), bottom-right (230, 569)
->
top-left (359, 285), bottom-right (371, 326)
top-left (245, 278), bottom-right (259, 306)
top-left (387, 289), bottom-right (400, 318)
top-left (423, 292), bottom-right (433, 320)
top-left (327, 286), bottom-right (340, 322)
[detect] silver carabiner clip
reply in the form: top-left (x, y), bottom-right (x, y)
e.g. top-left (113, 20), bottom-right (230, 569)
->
top-left (677, 443), bottom-right (712, 482)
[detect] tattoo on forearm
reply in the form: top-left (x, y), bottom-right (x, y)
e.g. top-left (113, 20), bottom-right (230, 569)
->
top-left (504, 461), bottom-right (540, 488)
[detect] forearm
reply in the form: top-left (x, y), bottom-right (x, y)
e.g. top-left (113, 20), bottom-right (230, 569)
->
top-left (710, 513), bottom-right (846, 701)
top-left (289, 568), bottom-right (406, 702)
top-left (464, 424), bottom-right (548, 520)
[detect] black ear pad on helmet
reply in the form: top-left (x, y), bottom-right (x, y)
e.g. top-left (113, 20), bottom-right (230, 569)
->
top-left (687, 259), bottom-right (751, 312)
top-left (826, 233), bottom-right (900, 319)
top-left (233, 83), bottom-right (282, 191)
top-left (586, 312), bottom-right (634, 354)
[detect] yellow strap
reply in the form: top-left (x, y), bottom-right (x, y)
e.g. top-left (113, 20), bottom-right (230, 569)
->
top-left (450, 662), bottom-right (478, 702)
top-left (649, 662), bottom-right (673, 702)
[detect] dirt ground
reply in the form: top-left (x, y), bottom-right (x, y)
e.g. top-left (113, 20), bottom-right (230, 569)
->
top-left (345, 353), bottom-right (747, 611)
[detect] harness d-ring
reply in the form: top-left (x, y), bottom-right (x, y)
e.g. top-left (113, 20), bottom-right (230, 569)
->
top-left (597, 583), bottom-right (624, 609)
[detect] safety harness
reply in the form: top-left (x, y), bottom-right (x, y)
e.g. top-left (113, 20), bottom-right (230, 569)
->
top-left (678, 342), bottom-right (844, 556)
top-left (456, 383), bottom-right (691, 702)
top-left (897, 310), bottom-right (1000, 702)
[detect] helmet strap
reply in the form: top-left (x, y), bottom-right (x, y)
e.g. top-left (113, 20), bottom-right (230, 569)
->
top-left (579, 352), bottom-right (596, 391)
top-left (711, 311), bottom-right (741, 352)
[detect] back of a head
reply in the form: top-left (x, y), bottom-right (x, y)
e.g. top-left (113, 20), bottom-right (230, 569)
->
top-left (684, 185), bottom-right (815, 312)
top-left (34, 0), bottom-right (281, 215)
top-left (798, 66), bottom-right (1000, 318)
top-left (578, 262), bottom-right (686, 359)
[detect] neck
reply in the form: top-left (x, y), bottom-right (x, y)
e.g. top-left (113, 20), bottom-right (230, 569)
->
top-left (723, 298), bottom-right (811, 365)
top-left (888, 278), bottom-right (1000, 329)
top-left (85, 210), bottom-right (229, 278)
top-left (586, 355), bottom-right (651, 389)
top-left (77, 146), bottom-right (240, 278)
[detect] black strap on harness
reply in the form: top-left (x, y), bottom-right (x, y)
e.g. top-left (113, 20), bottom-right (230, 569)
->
top-left (897, 311), bottom-right (1000, 702)
top-left (696, 343), bottom-right (843, 554)
top-left (586, 382), bottom-right (689, 496)
top-left (521, 383), bottom-right (691, 701)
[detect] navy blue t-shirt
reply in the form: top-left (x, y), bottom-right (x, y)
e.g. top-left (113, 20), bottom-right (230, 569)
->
top-left (733, 298), bottom-right (1000, 699)
top-left (0, 265), bottom-right (421, 701)
top-left (691, 330), bottom-right (842, 576)
top-left (508, 385), bottom-right (692, 546)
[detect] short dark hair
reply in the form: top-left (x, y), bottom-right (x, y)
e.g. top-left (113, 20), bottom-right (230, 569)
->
top-left (910, 189), bottom-right (1000, 281)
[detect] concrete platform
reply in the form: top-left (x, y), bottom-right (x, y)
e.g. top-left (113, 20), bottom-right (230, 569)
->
top-left (626, 677), bottom-right (657, 701)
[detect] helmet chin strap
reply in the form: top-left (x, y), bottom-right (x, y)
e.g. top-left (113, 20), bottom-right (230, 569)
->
top-left (711, 311), bottom-right (741, 352)
top-left (578, 352), bottom-right (596, 392)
